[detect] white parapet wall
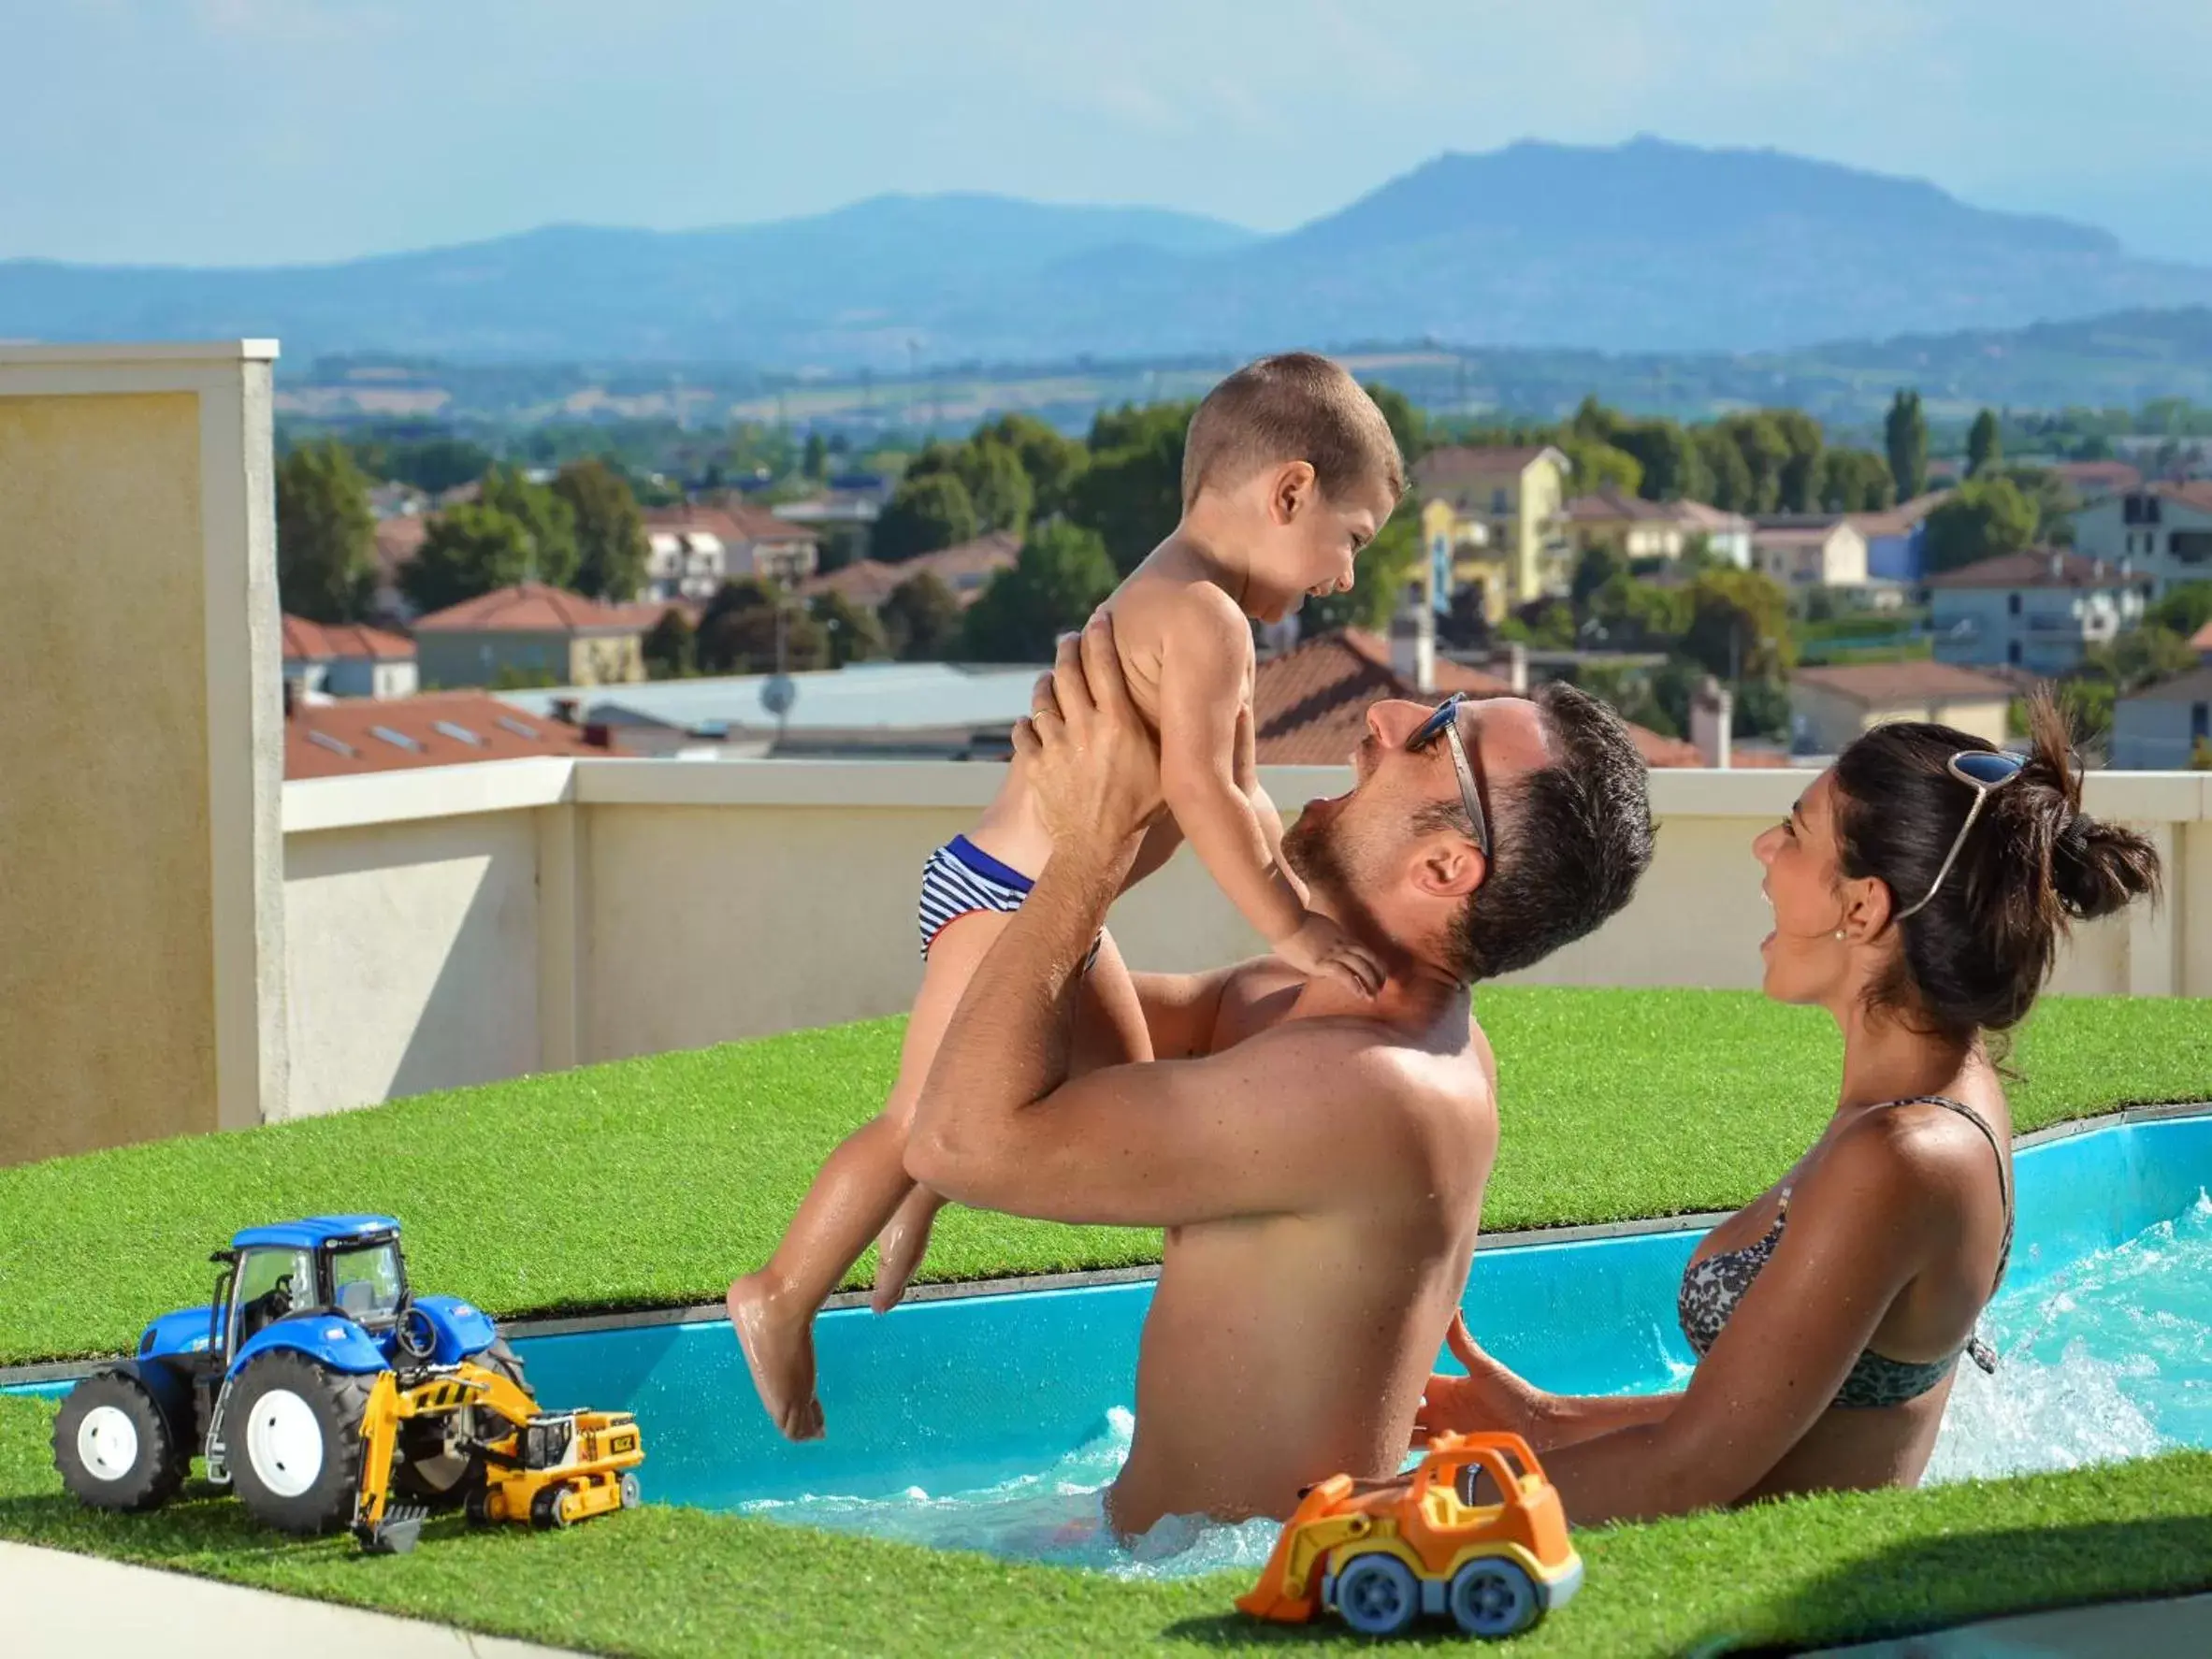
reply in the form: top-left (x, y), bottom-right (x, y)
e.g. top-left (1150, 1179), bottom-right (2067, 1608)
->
top-left (276, 759), bottom-right (2212, 1122)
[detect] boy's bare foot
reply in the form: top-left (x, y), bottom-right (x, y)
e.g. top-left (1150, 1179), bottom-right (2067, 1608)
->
top-left (870, 1190), bottom-right (945, 1315)
top-left (727, 1274), bottom-right (825, 1440)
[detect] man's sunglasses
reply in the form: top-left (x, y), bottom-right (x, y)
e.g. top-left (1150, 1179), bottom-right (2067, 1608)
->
top-left (1893, 748), bottom-right (2028, 920)
top-left (1407, 693), bottom-right (1491, 859)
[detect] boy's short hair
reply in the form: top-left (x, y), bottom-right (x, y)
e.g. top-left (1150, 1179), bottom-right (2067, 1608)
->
top-left (1180, 353), bottom-right (1406, 512)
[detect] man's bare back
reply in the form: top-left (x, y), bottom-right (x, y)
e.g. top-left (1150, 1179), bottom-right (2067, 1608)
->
top-left (1106, 957), bottom-right (1496, 1533)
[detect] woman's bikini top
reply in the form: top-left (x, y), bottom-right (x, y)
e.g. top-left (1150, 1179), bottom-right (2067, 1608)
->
top-left (1676, 1095), bottom-right (2013, 1409)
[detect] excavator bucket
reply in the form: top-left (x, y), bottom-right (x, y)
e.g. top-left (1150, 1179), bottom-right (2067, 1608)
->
top-left (1235, 1475), bottom-right (1357, 1623)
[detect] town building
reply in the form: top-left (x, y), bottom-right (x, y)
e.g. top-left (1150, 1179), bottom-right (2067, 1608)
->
top-left (1559, 489), bottom-right (1689, 562)
top-left (2069, 482), bottom-right (2212, 597)
top-left (2112, 665), bottom-right (2212, 770)
top-left (370, 512), bottom-right (430, 620)
top-left (1673, 499), bottom-right (1754, 568)
top-left (1848, 491), bottom-right (1951, 584)
top-left (412, 583), bottom-right (649, 688)
top-left (1414, 445), bottom-right (1572, 622)
top-left (642, 505), bottom-right (822, 600)
top-left (1926, 549), bottom-right (2151, 674)
top-left (1789, 661), bottom-right (2015, 756)
top-left (1751, 516), bottom-right (1872, 594)
top-left (280, 614), bottom-right (418, 700)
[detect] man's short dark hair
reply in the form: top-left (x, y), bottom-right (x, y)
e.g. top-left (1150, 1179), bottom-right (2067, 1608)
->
top-left (1429, 683), bottom-right (1654, 982)
top-left (1180, 353), bottom-right (1406, 512)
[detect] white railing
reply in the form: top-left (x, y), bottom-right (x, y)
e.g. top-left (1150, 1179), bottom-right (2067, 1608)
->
top-left (277, 761), bottom-right (2212, 1122)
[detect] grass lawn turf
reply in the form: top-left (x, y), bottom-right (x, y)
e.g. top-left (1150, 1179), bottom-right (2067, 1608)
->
top-left (2, 987), bottom-right (2208, 1654)
top-left (4, 1397), bottom-right (2210, 1656)
top-left (5, 988), bottom-right (2207, 1367)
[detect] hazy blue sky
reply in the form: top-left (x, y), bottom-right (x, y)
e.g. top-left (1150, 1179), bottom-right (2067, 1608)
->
top-left (10, 0), bottom-right (2211, 266)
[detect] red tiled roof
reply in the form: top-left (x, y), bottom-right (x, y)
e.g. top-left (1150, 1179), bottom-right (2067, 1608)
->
top-left (1672, 499), bottom-right (1752, 532)
top-left (2146, 480), bottom-right (2212, 513)
top-left (1414, 446), bottom-right (1565, 493)
top-left (2190, 618), bottom-right (2212, 655)
top-left (281, 614), bottom-right (414, 661)
top-left (645, 503), bottom-right (820, 545)
top-left (412, 583), bottom-right (648, 635)
top-left (1925, 549), bottom-right (2153, 591)
top-left (1253, 628), bottom-right (1700, 768)
top-left (1792, 662), bottom-right (2017, 704)
top-left (2048, 461), bottom-right (2141, 494)
top-left (801, 531), bottom-right (1019, 611)
top-left (1848, 491), bottom-right (1953, 537)
top-left (284, 691), bottom-right (604, 780)
top-left (1561, 488), bottom-right (1674, 525)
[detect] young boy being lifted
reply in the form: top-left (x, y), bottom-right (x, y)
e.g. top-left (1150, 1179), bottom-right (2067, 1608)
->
top-left (730, 353), bottom-right (1407, 1438)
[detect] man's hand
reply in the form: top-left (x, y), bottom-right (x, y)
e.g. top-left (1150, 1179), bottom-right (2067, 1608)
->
top-left (1016, 614), bottom-right (1163, 858)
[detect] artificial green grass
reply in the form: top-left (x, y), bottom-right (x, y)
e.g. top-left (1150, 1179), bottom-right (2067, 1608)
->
top-left (4, 1395), bottom-right (2209, 1656)
top-left (4, 989), bottom-right (2206, 1365)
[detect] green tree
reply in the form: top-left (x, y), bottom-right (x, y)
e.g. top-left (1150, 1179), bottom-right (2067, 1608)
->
top-left (478, 465), bottom-right (580, 588)
top-left (349, 435), bottom-right (495, 495)
top-left (1613, 420), bottom-right (1713, 502)
top-left (1362, 382), bottom-right (1431, 466)
top-left (1561, 439), bottom-right (1643, 498)
top-left (1923, 476), bottom-right (2039, 574)
top-left (956, 437), bottom-right (1034, 538)
top-left (696, 579), bottom-right (829, 677)
top-left (401, 504), bottom-right (537, 615)
top-left (1714, 412), bottom-right (1792, 514)
top-left (981, 413), bottom-right (1089, 518)
top-left (641, 607), bottom-right (697, 680)
top-left (1303, 502), bottom-right (1423, 633)
top-left (1886, 389), bottom-right (1929, 500)
top-left (1816, 448), bottom-right (1898, 512)
top-left (961, 522), bottom-right (1118, 662)
top-left (1571, 541), bottom-right (1630, 614)
top-left (1694, 425), bottom-right (1757, 512)
top-left (802, 431), bottom-right (830, 480)
top-left (1772, 410), bottom-right (1826, 513)
top-left (275, 440), bottom-right (378, 621)
top-left (1967, 409), bottom-right (2002, 477)
top-left (550, 458), bottom-right (648, 600)
top-left (2191, 735), bottom-right (2212, 772)
top-left (1068, 411), bottom-right (1186, 574)
top-left (874, 470), bottom-right (980, 562)
top-left (1681, 568), bottom-right (1796, 684)
top-left (880, 570), bottom-right (965, 661)
top-left (2147, 581), bottom-right (2212, 638)
top-left (2083, 624), bottom-right (2200, 694)
top-left (807, 590), bottom-right (888, 667)
top-left (1587, 572), bottom-right (1690, 651)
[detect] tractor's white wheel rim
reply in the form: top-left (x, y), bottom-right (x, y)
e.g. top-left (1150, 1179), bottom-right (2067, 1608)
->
top-left (244, 1389), bottom-right (325, 1497)
top-left (76, 1406), bottom-right (140, 1480)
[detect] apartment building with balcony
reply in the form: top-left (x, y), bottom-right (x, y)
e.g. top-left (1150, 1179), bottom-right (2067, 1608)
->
top-left (2071, 482), bottom-right (2212, 597)
top-left (1414, 444), bottom-right (1571, 622)
top-left (1927, 549), bottom-right (2152, 673)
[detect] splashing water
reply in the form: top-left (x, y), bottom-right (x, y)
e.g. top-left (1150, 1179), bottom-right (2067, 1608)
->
top-left (1929, 1189), bottom-right (2212, 1482)
top-left (739, 1193), bottom-right (2212, 1568)
top-left (737, 1407), bottom-right (1284, 1578)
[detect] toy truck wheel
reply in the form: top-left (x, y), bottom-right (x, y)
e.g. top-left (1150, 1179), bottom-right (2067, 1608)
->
top-left (392, 1338), bottom-right (530, 1508)
top-left (1448, 1559), bottom-right (1540, 1638)
top-left (1333, 1552), bottom-right (1421, 1637)
top-left (530, 1482), bottom-right (575, 1530)
top-left (618, 1472), bottom-right (642, 1509)
top-left (51, 1373), bottom-right (188, 1513)
top-left (222, 1352), bottom-right (375, 1536)
top-left (465, 1486), bottom-right (495, 1527)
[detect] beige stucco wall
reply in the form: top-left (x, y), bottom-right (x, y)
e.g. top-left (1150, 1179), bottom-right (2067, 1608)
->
top-left (268, 761), bottom-right (2207, 1121)
top-left (419, 629), bottom-right (643, 689)
top-left (282, 810), bottom-right (542, 1118)
top-left (0, 392), bottom-right (219, 1163)
top-left (1792, 687), bottom-right (2009, 756)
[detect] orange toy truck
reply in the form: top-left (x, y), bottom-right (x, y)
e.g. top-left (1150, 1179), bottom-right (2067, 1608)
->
top-left (1236, 1432), bottom-right (1583, 1639)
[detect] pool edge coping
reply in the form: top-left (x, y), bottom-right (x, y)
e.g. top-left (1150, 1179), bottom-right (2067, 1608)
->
top-left (4, 1099), bottom-right (2205, 1389)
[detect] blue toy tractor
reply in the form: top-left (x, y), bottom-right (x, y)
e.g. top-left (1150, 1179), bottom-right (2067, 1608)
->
top-left (51, 1216), bottom-right (643, 1551)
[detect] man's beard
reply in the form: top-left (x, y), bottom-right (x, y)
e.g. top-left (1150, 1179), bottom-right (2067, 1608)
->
top-left (1281, 807), bottom-right (1351, 902)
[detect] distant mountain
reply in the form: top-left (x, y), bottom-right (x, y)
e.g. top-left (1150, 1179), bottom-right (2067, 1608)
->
top-left (8, 138), bottom-right (2212, 366)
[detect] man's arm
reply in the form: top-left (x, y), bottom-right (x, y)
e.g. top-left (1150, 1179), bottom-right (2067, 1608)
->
top-left (904, 618), bottom-right (1410, 1228)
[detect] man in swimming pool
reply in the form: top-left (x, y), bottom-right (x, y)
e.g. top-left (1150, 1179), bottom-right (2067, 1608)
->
top-left (906, 617), bottom-right (1654, 1536)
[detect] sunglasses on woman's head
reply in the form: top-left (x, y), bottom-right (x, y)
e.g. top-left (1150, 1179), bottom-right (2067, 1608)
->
top-left (1406, 693), bottom-right (1491, 859)
top-left (1893, 748), bottom-right (2028, 920)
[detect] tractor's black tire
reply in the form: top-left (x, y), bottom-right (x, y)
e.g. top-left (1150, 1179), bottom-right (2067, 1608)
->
top-left (221, 1351), bottom-right (376, 1536)
top-left (52, 1372), bottom-right (188, 1513)
top-left (465, 1486), bottom-right (495, 1527)
top-left (530, 1482), bottom-right (573, 1530)
top-left (390, 1338), bottom-right (531, 1508)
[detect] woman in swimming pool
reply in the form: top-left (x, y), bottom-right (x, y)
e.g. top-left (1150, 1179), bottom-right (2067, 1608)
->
top-left (1416, 695), bottom-right (2161, 1523)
